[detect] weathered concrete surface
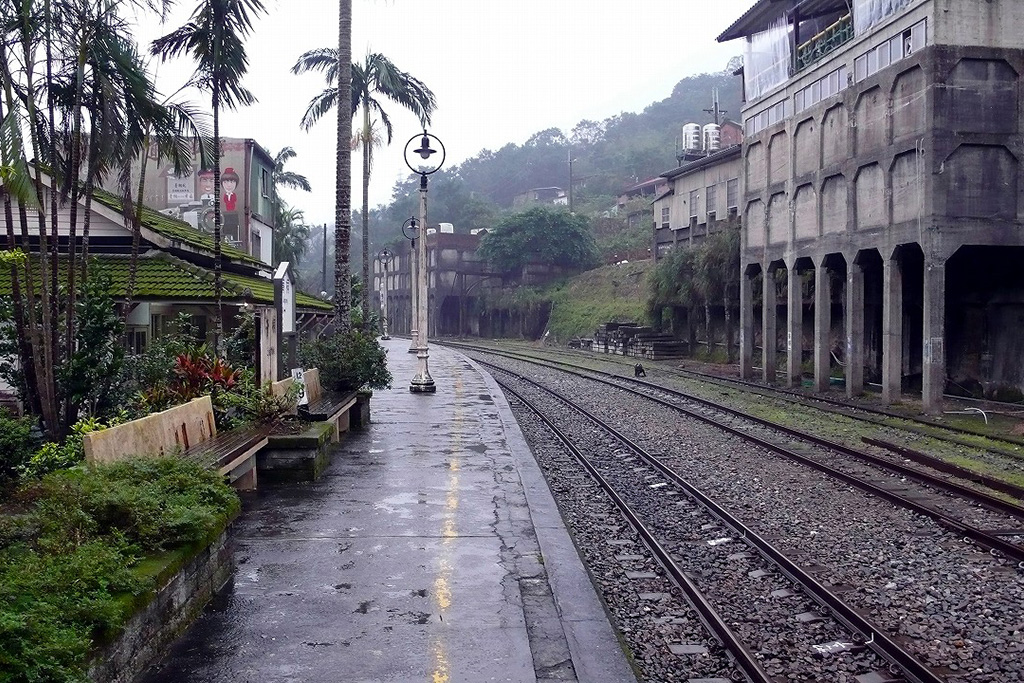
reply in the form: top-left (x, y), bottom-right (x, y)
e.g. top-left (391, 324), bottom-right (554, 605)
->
top-left (83, 396), bottom-right (214, 464)
top-left (138, 339), bottom-right (634, 683)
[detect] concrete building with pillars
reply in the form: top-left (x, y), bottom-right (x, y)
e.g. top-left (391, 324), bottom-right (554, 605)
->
top-left (718, 0), bottom-right (1024, 412)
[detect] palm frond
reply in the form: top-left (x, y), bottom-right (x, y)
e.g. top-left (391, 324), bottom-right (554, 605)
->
top-left (300, 88), bottom-right (337, 130)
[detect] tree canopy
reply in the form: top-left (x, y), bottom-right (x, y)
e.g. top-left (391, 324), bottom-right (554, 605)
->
top-left (478, 207), bottom-right (599, 274)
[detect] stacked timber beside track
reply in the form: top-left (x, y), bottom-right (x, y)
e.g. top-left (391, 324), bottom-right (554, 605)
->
top-left (592, 322), bottom-right (687, 360)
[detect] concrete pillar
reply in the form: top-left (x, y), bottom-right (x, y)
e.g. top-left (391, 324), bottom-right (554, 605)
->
top-left (845, 259), bottom-right (865, 397)
top-left (787, 265), bottom-right (803, 388)
top-left (762, 267), bottom-right (777, 384)
top-left (814, 260), bottom-right (832, 392)
top-left (922, 258), bottom-right (946, 414)
top-left (882, 253), bottom-right (903, 403)
top-left (740, 269), bottom-right (754, 380)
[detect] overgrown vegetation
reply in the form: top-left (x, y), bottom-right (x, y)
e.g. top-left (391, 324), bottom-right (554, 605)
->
top-left (0, 458), bottom-right (239, 683)
top-left (479, 206), bottom-right (600, 275)
top-left (543, 260), bottom-right (654, 343)
top-left (299, 330), bottom-right (392, 393)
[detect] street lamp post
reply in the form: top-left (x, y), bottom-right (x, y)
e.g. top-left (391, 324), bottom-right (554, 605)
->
top-left (401, 216), bottom-right (419, 353)
top-left (376, 247), bottom-right (395, 340)
top-left (403, 129), bottom-right (446, 394)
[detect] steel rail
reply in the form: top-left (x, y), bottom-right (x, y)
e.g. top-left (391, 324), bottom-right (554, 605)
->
top-left (450, 344), bottom-right (1024, 521)
top-left (468, 347), bottom-right (1024, 564)
top-left (443, 340), bottom-right (1024, 455)
top-left (497, 380), bottom-right (775, 683)
top-left (495, 368), bottom-right (943, 683)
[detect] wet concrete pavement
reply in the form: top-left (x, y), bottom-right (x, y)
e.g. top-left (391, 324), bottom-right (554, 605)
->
top-left (140, 339), bottom-right (636, 683)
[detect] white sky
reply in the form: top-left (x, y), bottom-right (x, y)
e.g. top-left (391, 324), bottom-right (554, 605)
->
top-left (131, 0), bottom-right (752, 225)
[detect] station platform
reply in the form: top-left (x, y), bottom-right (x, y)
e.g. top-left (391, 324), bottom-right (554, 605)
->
top-left (141, 337), bottom-right (636, 683)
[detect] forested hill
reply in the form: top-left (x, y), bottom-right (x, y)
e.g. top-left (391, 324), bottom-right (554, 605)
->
top-left (372, 60), bottom-right (742, 236)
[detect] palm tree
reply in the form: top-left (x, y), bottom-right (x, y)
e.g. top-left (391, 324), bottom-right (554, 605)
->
top-left (151, 0), bottom-right (267, 349)
top-left (292, 48), bottom-right (436, 329)
top-left (335, 0), bottom-right (352, 330)
top-left (269, 145), bottom-right (310, 262)
top-left (274, 204), bottom-right (310, 267)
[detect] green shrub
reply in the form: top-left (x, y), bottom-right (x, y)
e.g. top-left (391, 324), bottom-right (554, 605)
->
top-left (0, 410), bottom-right (37, 484)
top-left (20, 416), bottom-right (116, 480)
top-left (0, 458), bottom-right (239, 683)
top-left (300, 330), bottom-right (392, 392)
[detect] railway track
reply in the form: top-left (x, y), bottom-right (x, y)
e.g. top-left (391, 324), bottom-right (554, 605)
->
top-left (443, 339), bottom-right (1024, 461)
top-left (495, 365), bottom-right (944, 683)
top-left (444, 342), bottom-right (1024, 562)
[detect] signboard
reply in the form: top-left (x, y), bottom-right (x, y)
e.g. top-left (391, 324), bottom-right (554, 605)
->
top-left (274, 262), bottom-right (295, 334)
top-left (167, 176), bottom-right (194, 203)
top-left (291, 368), bottom-right (309, 405)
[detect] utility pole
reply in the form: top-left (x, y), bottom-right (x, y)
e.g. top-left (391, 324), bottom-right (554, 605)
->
top-left (321, 223), bottom-right (328, 295)
top-left (567, 149), bottom-right (575, 213)
top-left (703, 88), bottom-right (727, 125)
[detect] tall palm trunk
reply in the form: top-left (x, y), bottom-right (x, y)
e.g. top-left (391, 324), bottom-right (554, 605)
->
top-left (334, 0), bottom-right (352, 331)
top-left (20, 12), bottom-right (60, 437)
top-left (0, 94), bottom-right (41, 418)
top-left (212, 81), bottom-right (223, 347)
top-left (63, 36), bottom-right (89, 429)
top-left (80, 104), bottom-right (101, 280)
top-left (124, 133), bottom-right (150, 316)
top-left (360, 99), bottom-right (370, 329)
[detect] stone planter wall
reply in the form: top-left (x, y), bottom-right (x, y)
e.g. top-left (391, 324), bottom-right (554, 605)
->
top-left (89, 526), bottom-right (235, 683)
top-left (352, 390), bottom-right (372, 430)
top-left (257, 421), bottom-right (334, 482)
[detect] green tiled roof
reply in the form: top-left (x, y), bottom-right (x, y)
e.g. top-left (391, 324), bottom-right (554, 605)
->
top-left (0, 253), bottom-right (333, 312)
top-left (90, 187), bottom-right (264, 266)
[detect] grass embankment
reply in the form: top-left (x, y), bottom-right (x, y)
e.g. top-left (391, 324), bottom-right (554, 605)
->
top-left (544, 259), bottom-right (654, 343)
top-left (0, 458), bottom-right (240, 683)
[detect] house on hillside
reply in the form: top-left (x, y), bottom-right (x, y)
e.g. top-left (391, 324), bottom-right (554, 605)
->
top-left (652, 146), bottom-right (742, 260)
top-left (719, 0), bottom-right (1024, 411)
top-left (512, 187), bottom-right (567, 208)
top-left (110, 138), bottom-right (277, 265)
top-left (616, 177), bottom-right (670, 229)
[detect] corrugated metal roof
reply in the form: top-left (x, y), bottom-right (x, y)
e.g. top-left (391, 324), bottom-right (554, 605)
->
top-left (718, 0), bottom-right (851, 42)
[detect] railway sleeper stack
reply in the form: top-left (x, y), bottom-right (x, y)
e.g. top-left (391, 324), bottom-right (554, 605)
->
top-left (592, 322), bottom-right (687, 360)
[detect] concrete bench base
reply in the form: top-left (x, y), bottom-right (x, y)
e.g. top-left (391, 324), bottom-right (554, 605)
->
top-left (256, 421), bottom-right (334, 483)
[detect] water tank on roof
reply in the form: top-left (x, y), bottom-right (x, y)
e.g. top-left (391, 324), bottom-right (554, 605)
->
top-left (703, 123), bottom-right (721, 152)
top-left (682, 123), bottom-right (701, 151)
top-left (439, 222), bottom-right (454, 233)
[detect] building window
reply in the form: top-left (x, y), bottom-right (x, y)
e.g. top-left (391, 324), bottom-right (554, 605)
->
top-left (727, 178), bottom-right (739, 209)
top-left (854, 19), bottom-right (926, 82)
top-left (261, 168), bottom-right (271, 198)
top-left (705, 185), bottom-right (717, 215)
top-left (794, 65), bottom-right (848, 113)
top-left (661, 206), bottom-right (670, 229)
top-left (689, 189), bottom-right (699, 218)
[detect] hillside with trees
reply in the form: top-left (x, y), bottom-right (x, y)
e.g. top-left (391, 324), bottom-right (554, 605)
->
top-left (359, 62), bottom-right (741, 263)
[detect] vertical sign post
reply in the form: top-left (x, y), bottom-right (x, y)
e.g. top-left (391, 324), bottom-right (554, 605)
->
top-left (274, 261), bottom-right (296, 380)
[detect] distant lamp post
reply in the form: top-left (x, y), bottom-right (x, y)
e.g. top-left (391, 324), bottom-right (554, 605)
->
top-left (402, 216), bottom-right (419, 353)
top-left (376, 247), bottom-right (395, 339)
top-left (404, 129), bottom-right (446, 393)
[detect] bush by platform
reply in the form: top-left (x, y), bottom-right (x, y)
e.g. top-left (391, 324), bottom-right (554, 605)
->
top-left (0, 458), bottom-right (239, 683)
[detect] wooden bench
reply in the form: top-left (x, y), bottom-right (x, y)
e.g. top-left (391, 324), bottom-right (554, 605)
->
top-left (296, 369), bottom-right (358, 443)
top-left (82, 396), bottom-right (269, 491)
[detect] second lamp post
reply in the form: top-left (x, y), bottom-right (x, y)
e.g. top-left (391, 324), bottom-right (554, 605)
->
top-left (404, 129), bottom-right (445, 393)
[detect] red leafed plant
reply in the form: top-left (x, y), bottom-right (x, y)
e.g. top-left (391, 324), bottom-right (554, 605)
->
top-left (142, 346), bottom-right (241, 410)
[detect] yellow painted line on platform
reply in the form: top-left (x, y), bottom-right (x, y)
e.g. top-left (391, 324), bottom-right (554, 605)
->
top-left (431, 370), bottom-right (464, 683)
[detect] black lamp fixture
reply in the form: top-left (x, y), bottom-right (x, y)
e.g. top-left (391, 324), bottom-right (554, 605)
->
top-left (404, 129), bottom-right (445, 177)
top-left (401, 216), bottom-right (418, 242)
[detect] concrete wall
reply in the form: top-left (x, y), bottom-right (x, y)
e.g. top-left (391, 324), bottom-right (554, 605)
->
top-left (88, 527), bottom-right (234, 683)
top-left (83, 396), bottom-right (215, 464)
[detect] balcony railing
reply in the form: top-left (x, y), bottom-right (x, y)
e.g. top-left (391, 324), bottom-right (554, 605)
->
top-left (795, 14), bottom-right (853, 71)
